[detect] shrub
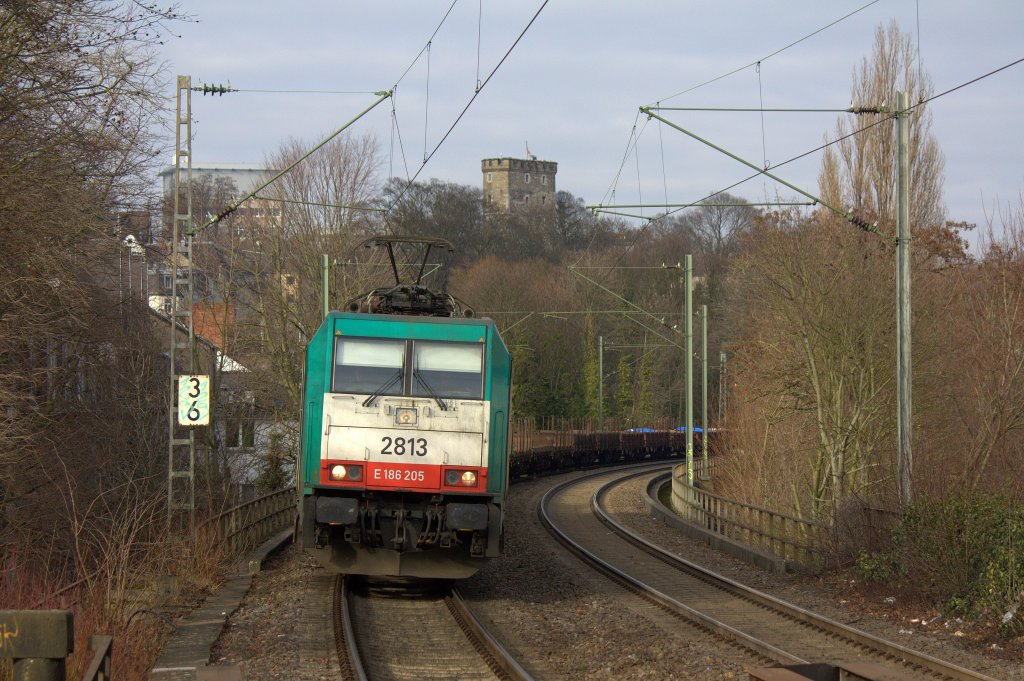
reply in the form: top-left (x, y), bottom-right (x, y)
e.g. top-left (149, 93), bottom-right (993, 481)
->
top-left (889, 494), bottom-right (1012, 602)
top-left (878, 493), bottom-right (1024, 637)
top-left (856, 549), bottom-right (901, 583)
top-left (977, 516), bottom-right (1024, 636)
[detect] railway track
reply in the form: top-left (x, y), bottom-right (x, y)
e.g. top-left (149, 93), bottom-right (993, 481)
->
top-left (539, 465), bottom-right (1003, 681)
top-left (332, 575), bottom-right (533, 681)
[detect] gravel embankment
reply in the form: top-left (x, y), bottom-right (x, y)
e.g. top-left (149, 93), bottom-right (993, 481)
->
top-left (211, 469), bottom-right (1022, 680)
top-left (595, 472), bottom-right (1022, 681)
top-left (211, 549), bottom-right (340, 680)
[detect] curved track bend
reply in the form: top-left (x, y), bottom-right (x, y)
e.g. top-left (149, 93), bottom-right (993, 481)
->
top-left (540, 465), bottom-right (1002, 681)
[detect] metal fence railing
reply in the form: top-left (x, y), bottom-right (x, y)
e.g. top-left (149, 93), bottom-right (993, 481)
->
top-left (3, 488), bottom-right (295, 680)
top-left (203, 486), bottom-right (296, 558)
top-left (82, 635), bottom-right (112, 681)
top-left (0, 614), bottom-right (113, 681)
top-left (670, 464), bottom-right (829, 569)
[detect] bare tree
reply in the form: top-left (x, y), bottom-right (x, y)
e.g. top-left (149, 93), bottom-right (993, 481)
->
top-left (818, 20), bottom-right (966, 262)
top-left (381, 178), bottom-right (487, 263)
top-left (223, 133), bottom-right (383, 472)
top-left (452, 257), bottom-right (588, 418)
top-left (669, 193), bottom-right (754, 279)
top-left (1, 0), bottom-right (180, 549)
top-left (715, 20), bottom-right (965, 521)
top-left (943, 199), bottom-right (1024, 492)
top-left (726, 208), bottom-right (896, 519)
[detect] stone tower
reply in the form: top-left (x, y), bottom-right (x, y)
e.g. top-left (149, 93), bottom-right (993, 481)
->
top-left (481, 157), bottom-right (557, 215)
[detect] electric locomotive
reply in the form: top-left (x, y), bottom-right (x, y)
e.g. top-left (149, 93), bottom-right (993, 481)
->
top-left (297, 237), bottom-right (511, 579)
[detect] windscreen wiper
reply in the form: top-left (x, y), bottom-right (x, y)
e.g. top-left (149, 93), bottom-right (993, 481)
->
top-left (362, 369), bottom-right (403, 408)
top-left (413, 369), bottom-right (448, 411)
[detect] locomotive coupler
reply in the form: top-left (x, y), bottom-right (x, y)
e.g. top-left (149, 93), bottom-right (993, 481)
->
top-left (393, 509), bottom-right (407, 548)
top-left (470, 532), bottom-right (486, 557)
top-left (314, 525), bottom-right (330, 549)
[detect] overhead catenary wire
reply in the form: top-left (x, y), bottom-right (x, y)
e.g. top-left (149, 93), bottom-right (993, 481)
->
top-left (572, 265), bottom-right (683, 269)
top-left (183, 2), bottom-right (546, 248)
top-left (189, 90), bottom-right (392, 235)
top-left (252, 195), bottom-right (385, 213)
top-left (601, 344), bottom-right (671, 381)
top-left (601, 0), bottom-right (887, 266)
top-left (644, 106), bottom-right (890, 239)
top-left (423, 41), bottom-right (432, 163)
top-left (586, 24), bottom-right (1019, 297)
top-left (649, 0), bottom-right (883, 105)
top-left (383, 0), bottom-right (551, 217)
top-left (475, 0), bottom-right (483, 91)
top-left (601, 105), bottom-right (894, 230)
top-left (602, 54), bottom-right (1024, 261)
top-left (634, 126), bottom-right (644, 219)
top-left (392, 0), bottom-right (459, 90)
top-left (675, 55), bottom-right (1024, 218)
top-left (915, 0), bottom-right (923, 104)
top-left (645, 106), bottom-right (886, 113)
top-left (481, 309), bottom-right (685, 314)
top-left (569, 266), bottom-right (681, 335)
top-left (193, 84), bottom-right (379, 95)
top-left (485, 307), bottom-right (679, 333)
top-left (600, 112), bottom-right (642, 206)
top-left (658, 103), bottom-right (669, 207)
top-left (914, 55), bottom-right (1024, 109)
top-left (756, 61), bottom-right (768, 173)
top-left (591, 201), bottom-right (813, 209)
top-left (391, 96), bottom-right (411, 181)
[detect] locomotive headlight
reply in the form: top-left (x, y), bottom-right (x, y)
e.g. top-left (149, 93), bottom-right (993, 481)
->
top-left (444, 469), bottom-right (478, 487)
top-left (329, 464), bottom-right (362, 482)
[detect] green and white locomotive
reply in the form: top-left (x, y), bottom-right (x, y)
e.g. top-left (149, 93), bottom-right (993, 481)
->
top-left (297, 237), bottom-right (511, 579)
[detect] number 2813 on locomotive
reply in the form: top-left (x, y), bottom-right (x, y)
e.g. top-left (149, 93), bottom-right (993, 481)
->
top-left (297, 311), bottom-right (512, 579)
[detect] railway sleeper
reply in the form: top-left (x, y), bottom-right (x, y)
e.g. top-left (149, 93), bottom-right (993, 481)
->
top-left (747, 661), bottom-right (923, 680)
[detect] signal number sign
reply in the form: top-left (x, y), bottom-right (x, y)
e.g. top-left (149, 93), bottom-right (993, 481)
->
top-left (178, 375), bottom-right (210, 426)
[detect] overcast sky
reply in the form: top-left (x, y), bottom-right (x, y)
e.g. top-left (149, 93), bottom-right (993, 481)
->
top-left (158, 1), bottom-right (1024, 241)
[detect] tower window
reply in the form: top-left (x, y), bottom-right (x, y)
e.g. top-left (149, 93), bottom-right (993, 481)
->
top-left (541, 175), bottom-right (547, 186)
top-left (487, 172), bottom-right (492, 183)
top-left (524, 173), bottom-right (531, 184)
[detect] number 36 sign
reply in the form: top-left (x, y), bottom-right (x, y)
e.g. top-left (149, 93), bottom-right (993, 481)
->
top-left (178, 375), bottom-right (210, 426)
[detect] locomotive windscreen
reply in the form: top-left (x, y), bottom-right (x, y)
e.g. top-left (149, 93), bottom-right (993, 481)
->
top-left (332, 338), bottom-right (405, 394)
top-left (412, 342), bottom-right (483, 399)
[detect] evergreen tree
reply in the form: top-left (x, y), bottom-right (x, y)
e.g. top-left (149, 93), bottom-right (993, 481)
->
top-left (615, 354), bottom-right (634, 423)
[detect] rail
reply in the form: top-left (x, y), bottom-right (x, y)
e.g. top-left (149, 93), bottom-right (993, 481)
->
top-left (202, 486), bottom-right (296, 558)
top-left (670, 464), bottom-right (829, 568)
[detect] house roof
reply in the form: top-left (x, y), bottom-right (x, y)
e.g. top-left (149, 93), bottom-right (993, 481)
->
top-left (147, 305), bottom-right (249, 373)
